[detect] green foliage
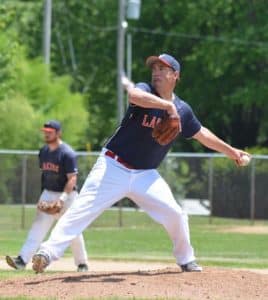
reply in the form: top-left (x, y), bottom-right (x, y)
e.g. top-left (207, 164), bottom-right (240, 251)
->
top-left (0, 1), bottom-right (89, 150)
top-left (0, 96), bottom-right (40, 203)
top-left (0, 95), bottom-right (40, 149)
top-left (1, 0), bottom-right (268, 151)
top-left (53, 1), bottom-right (268, 150)
top-left (159, 157), bottom-right (191, 199)
top-left (0, 48), bottom-right (89, 149)
top-left (247, 146), bottom-right (268, 155)
top-left (16, 58), bottom-right (89, 149)
top-left (0, 32), bottom-right (21, 100)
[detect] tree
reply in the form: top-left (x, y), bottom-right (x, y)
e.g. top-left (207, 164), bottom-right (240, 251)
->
top-left (0, 2), bottom-right (89, 150)
top-left (0, 96), bottom-right (41, 149)
top-left (3, 0), bottom-right (268, 151)
top-left (16, 58), bottom-right (89, 149)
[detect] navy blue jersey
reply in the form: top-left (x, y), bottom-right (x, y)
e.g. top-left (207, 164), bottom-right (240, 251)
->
top-left (39, 142), bottom-right (78, 192)
top-left (106, 82), bottom-right (201, 169)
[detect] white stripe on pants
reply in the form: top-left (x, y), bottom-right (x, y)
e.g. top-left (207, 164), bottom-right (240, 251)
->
top-left (20, 190), bottom-right (88, 266)
top-left (39, 148), bottom-right (195, 265)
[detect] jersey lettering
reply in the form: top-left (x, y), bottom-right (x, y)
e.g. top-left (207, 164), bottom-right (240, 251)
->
top-left (39, 143), bottom-right (78, 192)
top-left (142, 114), bottom-right (162, 128)
top-left (105, 82), bottom-right (201, 169)
top-left (42, 162), bottom-right (59, 173)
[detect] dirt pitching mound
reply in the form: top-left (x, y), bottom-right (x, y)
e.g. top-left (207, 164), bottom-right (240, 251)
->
top-left (1, 266), bottom-right (268, 300)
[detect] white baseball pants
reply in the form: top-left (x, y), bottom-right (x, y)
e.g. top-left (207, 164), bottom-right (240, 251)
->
top-left (20, 189), bottom-right (88, 266)
top-left (39, 148), bottom-right (196, 265)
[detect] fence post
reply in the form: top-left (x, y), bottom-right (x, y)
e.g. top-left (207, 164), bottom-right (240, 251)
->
top-left (21, 155), bottom-right (27, 229)
top-left (118, 200), bottom-right (123, 227)
top-left (250, 158), bottom-right (256, 225)
top-left (208, 156), bottom-right (214, 224)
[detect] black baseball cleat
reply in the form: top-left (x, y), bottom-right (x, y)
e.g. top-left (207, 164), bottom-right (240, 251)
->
top-left (180, 261), bottom-right (202, 272)
top-left (32, 253), bottom-right (50, 273)
top-left (6, 255), bottom-right (26, 270)
top-left (77, 263), bottom-right (89, 272)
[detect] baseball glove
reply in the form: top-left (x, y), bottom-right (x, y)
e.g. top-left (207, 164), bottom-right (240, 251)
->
top-left (152, 114), bottom-right (181, 145)
top-left (37, 200), bottom-right (63, 215)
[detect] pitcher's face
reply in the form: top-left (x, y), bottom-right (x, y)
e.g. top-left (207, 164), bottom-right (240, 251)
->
top-left (151, 62), bottom-right (179, 92)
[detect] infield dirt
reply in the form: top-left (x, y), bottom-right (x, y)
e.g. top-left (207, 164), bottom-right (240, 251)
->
top-left (0, 259), bottom-right (268, 299)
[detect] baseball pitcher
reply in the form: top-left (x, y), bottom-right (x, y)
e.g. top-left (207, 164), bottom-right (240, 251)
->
top-left (31, 54), bottom-right (250, 273)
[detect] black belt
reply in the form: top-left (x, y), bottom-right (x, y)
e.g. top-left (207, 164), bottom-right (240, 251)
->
top-left (105, 150), bottom-right (136, 169)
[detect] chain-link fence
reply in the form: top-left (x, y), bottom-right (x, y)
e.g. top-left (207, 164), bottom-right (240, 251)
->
top-left (0, 149), bottom-right (268, 229)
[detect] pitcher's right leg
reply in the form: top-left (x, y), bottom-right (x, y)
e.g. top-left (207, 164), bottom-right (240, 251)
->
top-left (33, 154), bottom-right (130, 272)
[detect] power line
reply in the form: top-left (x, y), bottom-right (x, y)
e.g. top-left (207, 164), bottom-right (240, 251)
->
top-left (60, 13), bottom-right (268, 48)
top-left (54, 2), bottom-right (117, 32)
top-left (51, 2), bottom-right (267, 49)
top-left (55, 29), bottom-right (67, 68)
top-left (130, 27), bottom-right (268, 49)
top-left (2, 1), bottom-right (267, 49)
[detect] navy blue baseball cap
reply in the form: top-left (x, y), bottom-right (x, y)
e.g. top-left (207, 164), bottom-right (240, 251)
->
top-left (42, 120), bottom-right (61, 132)
top-left (146, 53), bottom-right (181, 72)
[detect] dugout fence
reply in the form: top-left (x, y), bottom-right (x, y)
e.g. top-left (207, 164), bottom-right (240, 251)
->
top-left (0, 149), bottom-right (268, 229)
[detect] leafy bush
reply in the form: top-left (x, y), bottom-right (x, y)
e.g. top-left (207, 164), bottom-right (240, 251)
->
top-left (16, 58), bottom-right (89, 149)
top-left (0, 95), bottom-right (41, 149)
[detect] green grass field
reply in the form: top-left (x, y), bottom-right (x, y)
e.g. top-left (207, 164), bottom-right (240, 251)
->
top-left (1, 205), bottom-right (268, 271)
top-left (1, 205), bottom-right (268, 299)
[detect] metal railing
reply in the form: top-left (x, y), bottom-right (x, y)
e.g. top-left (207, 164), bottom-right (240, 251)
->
top-left (0, 149), bottom-right (268, 228)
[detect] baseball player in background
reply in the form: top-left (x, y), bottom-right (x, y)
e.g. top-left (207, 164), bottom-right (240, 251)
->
top-left (32, 54), bottom-right (250, 273)
top-left (6, 120), bottom-right (88, 272)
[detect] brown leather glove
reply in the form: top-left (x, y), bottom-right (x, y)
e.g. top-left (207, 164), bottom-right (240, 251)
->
top-left (152, 114), bottom-right (181, 145)
top-left (37, 200), bottom-right (64, 215)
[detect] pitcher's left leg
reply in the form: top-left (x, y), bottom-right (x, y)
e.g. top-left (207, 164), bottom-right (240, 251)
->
top-left (130, 170), bottom-right (195, 266)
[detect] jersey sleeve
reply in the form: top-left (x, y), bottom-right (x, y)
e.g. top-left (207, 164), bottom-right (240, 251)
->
top-left (129, 82), bottom-right (153, 108)
top-left (63, 151), bottom-right (78, 174)
top-left (126, 82), bottom-right (151, 109)
top-left (135, 82), bottom-right (152, 93)
top-left (180, 103), bottom-right (202, 139)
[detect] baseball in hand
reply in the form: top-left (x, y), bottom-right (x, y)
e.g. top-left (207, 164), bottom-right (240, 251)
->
top-left (121, 74), bottom-right (135, 90)
top-left (240, 154), bottom-right (251, 166)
